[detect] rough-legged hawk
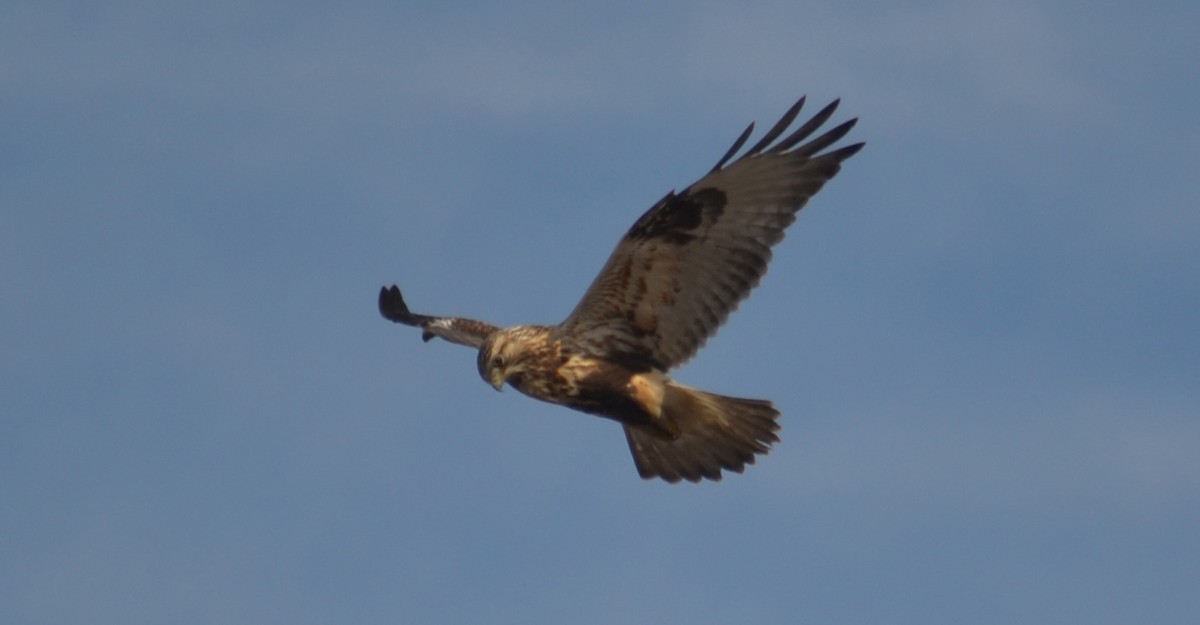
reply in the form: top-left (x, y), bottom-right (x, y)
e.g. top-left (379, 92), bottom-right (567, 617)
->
top-left (380, 96), bottom-right (863, 483)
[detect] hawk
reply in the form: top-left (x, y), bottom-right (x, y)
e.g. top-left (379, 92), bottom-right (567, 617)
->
top-left (380, 96), bottom-right (863, 483)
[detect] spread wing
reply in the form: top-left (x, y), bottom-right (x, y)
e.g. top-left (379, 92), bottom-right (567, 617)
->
top-left (378, 285), bottom-right (498, 348)
top-left (557, 97), bottom-right (864, 370)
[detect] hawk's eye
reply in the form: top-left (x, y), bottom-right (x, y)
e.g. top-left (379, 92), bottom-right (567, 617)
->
top-left (492, 355), bottom-right (505, 370)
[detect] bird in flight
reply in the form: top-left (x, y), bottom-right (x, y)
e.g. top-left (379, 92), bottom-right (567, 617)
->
top-left (380, 96), bottom-right (863, 483)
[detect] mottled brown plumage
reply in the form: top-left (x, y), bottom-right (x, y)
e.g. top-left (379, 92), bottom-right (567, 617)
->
top-left (380, 96), bottom-right (863, 483)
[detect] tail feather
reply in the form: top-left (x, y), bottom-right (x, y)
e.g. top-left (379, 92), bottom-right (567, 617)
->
top-left (623, 382), bottom-right (781, 483)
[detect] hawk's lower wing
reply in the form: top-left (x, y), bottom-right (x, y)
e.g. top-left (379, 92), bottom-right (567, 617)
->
top-left (557, 97), bottom-right (863, 369)
top-left (379, 285), bottom-right (498, 349)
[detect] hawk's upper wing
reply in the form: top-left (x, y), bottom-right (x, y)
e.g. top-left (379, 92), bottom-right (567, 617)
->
top-left (379, 285), bottom-right (498, 348)
top-left (557, 97), bottom-right (863, 370)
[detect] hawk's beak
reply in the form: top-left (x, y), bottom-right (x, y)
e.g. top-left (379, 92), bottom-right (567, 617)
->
top-left (489, 369), bottom-right (505, 392)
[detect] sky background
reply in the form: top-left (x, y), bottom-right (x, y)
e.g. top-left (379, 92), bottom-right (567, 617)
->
top-left (3, 1), bottom-right (1197, 624)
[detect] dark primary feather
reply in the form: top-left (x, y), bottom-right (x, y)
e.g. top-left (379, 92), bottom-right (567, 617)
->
top-left (378, 285), bottom-right (498, 348)
top-left (740, 96), bottom-right (808, 159)
top-left (557, 97), bottom-right (864, 370)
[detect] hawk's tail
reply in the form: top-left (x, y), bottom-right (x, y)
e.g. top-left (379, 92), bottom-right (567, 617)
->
top-left (623, 382), bottom-right (781, 483)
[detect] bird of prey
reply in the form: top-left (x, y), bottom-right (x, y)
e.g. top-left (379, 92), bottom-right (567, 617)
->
top-left (379, 96), bottom-right (863, 483)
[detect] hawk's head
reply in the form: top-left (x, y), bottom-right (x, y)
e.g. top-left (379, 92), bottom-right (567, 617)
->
top-left (477, 326), bottom-right (552, 391)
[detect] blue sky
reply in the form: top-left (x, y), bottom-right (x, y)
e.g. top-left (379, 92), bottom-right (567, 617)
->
top-left (3, 1), bottom-right (1197, 623)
